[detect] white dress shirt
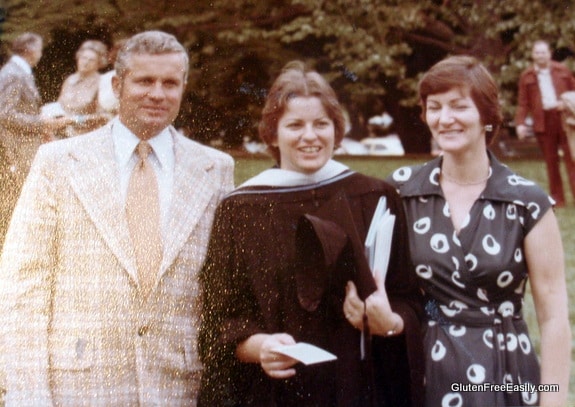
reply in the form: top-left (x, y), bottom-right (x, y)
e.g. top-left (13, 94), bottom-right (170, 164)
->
top-left (112, 118), bottom-right (175, 236)
top-left (536, 68), bottom-right (559, 110)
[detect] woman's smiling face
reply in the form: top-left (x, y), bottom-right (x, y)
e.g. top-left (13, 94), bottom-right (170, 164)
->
top-left (425, 86), bottom-right (485, 154)
top-left (275, 96), bottom-right (335, 174)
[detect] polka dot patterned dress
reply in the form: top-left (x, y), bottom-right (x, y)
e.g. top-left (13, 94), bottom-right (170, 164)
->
top-left (387, 152), bottom-right (552, 407)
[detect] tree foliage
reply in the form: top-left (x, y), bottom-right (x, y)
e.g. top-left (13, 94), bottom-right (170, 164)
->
top-left (1, 0), bottom-right (574, 152)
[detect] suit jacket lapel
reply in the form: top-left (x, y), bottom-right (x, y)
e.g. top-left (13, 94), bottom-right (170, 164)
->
top-left (160, 130), bottom-right (217, 277)
top-left (67, 128), bottom-right (139, 283)
top-left (65, 127), bottom-right (220, 288)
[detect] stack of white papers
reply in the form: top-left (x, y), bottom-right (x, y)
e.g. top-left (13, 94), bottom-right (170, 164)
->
top-left (364, 197), bottom-right (396, 282)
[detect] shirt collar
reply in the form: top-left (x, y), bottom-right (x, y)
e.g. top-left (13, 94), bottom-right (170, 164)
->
top-left (396, 150), bottom-right (536, 204)
top-left (239, 159), bottom-right (350, 188)
top-left (536, 67), bottom-right (550, 75)
top-left (11, 55), bottom-right (32, 74)
top-left (112, 117), bottom-right (174, 169)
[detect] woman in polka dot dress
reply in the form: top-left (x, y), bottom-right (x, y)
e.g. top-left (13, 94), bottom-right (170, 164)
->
top-left (386, 56), bottom-right (570, 407)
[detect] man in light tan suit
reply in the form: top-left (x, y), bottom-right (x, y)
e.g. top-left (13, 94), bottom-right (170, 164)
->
top-left (0, 31), bottom-right (234, 406)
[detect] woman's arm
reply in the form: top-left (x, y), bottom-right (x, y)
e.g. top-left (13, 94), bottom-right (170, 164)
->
top-left (526, 209), bottom-right (571, 407)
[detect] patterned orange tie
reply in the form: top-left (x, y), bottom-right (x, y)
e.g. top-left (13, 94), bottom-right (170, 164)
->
top-left (126, 141), bottom-right (163, 297)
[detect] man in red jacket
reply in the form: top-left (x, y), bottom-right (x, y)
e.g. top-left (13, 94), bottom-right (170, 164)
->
top-left (515, 40), bottom-right (575, 207)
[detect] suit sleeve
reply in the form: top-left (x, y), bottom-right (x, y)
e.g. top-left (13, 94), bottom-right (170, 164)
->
top-left (0, 146), bottom-right (58, 406)
top-left (514, 72), bottom-right (530, 127)
top-left (0, 72), bottom-right (43, 134)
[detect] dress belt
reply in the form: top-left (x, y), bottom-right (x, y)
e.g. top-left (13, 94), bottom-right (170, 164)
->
top-left (424, 298), bottom-right (523, 327)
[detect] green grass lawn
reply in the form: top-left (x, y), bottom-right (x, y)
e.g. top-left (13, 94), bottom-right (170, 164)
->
top-left (233, 154), bottom-right (575, 403)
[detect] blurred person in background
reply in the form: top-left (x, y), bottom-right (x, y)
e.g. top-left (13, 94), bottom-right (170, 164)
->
top-left (44, 39), bottom-right (111, 137)
top-left (0, 32), bottom-right (70, 247)
top-left (515, 40), bottom-right (575, 207)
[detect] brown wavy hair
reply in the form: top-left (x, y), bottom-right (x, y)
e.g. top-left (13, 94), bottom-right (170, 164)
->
top-left (258, 60), bottom-right (346, 164)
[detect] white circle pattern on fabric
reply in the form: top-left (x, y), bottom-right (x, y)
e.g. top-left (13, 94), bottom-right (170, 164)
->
top-left (482, 234), bottom-right (501, 255)
top-left (442, 202), bottom-right (450, 218)
top-left (518, 333), bottom-right (531, 354)
top-left (431, 233), bottom-right (450, 253)
top-left (440, 300), bottom-right (468, 317)
top-left (522, 389), bottom-right (538, 405)
top-left (416, 264), bottom-right (433, 279)
top-left (431, 339), bottom-right (447, 361)
top-left (441, 393), bottom-right (463, 407)
top-left (466, 363), bottom-right (486, 384)
top-left (506, 333), bottom-right (518, 351)
top-left (483, 204), bottom-right (496, 220)
top-left (452, 231), bottom-right (461, 247)
top-left (514, 248), bottom-right (522, 263)
top-left (508, 174), bottom-right (535, 186)
top-left (451, 256), bottom-right (460, 270)
top-left (506, 204), bottom-right (517, 220)
top-left (448, 325), bottom-right (466, 337)
top-left (527, 202), bottom-right (541, 219)
top-left (497, 271), bottom-right (514, 288)
top-left (498, 301), bottom-right (515, 317)
top-left (476, 288), bottom-right (489, 302)
top-left (430, 167), bottom-right (441, 185)
top-left (464, 253), bottom-right (478, 271)
top-left (392, 166), bottom-right (412, 182)
top-left (482, 329), bottom-right (494, 349)
top-left (414, 217), bottom-right (431, 234)
top-left (480, 306), bottom-right (495, 316)
top-left (451, 271), bottom-right (465, 289)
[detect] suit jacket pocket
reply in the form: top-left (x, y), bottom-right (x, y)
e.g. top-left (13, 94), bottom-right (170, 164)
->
top-left (50, 335), bottom-right (94, 371)
top-left (154, 335), bottom-right (199, 376)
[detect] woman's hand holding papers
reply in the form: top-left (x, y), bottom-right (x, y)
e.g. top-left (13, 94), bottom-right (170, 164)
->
top-left (236, 333), bottom-right (298, 379)
top-left (344, 272), bottom-right (404, 336)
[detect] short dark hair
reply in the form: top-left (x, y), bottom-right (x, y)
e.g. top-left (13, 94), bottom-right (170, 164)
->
top-left (418, 55), bottom-right (503, 144)
top-left (258, 60), bottom-right (345, 163)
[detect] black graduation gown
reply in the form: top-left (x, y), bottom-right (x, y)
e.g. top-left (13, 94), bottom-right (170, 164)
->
top-left (198, 169), bottom-right (425, 406)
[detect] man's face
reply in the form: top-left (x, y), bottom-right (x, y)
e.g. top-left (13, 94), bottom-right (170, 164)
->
top-left (113, 52), bottom-right (186, 140)
top-left (532, 43), bottom-right (552, 69)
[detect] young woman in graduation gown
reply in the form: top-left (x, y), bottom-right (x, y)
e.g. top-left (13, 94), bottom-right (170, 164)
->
top-left (198, 61), bottom-right (425, 407)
